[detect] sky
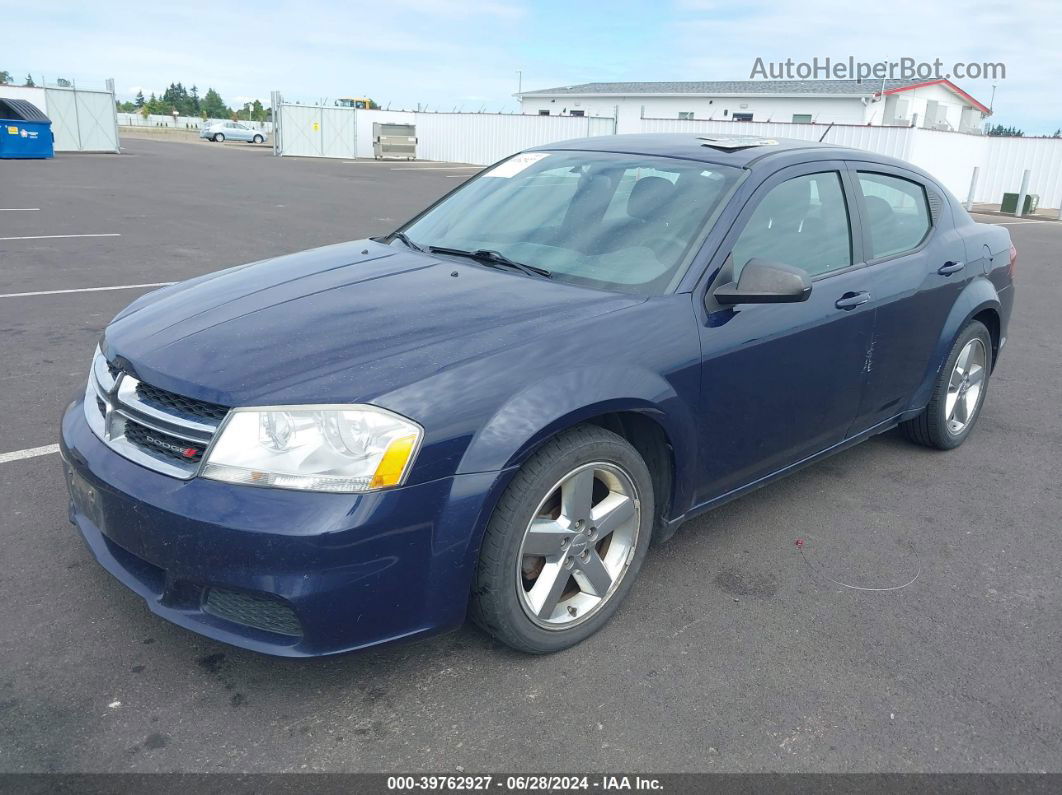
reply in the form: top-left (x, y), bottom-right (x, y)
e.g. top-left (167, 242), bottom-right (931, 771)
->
top-left (3, 0), bottom-right (1060, 133)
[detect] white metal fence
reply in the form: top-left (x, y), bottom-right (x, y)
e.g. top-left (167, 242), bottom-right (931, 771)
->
top-left (116, 113), bottom-right (272, 132)
top-left (0, 81), bottom-right (119, 152)
top-left (272, 97), bottom-right (615, 165)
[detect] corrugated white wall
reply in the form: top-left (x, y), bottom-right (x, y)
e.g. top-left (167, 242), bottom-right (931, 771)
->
top-left (638, 116), bottom-right (1062, 207)
top-left (638, 117), bottom-right (914, 159)
top-left (270, 97), bottom-right (1062, 209)
top-left (979, 136), bottom-right (1062, 207)
top-left (400, 112), bottom-right (614, 164)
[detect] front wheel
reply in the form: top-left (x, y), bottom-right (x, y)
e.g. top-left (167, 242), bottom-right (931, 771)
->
top-left (901, 320), bottom-right (993, 449)
top-left (213, 133), bottom-right (225, 143)
top-left (471, 425), bottom-right (654, 653)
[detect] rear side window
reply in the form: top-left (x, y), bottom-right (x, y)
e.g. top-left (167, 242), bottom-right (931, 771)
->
top-left (731, 172), bottom-right (852, 279)
top-left (857, 172), bottom-right (931, 259)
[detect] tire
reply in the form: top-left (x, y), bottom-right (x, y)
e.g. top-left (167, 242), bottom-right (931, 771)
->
top-left (214, 133), bottom-right (225, 143)
top-left (253, 135), bottom-right (264, 144)
top-left (901, 320), bottom-right (992, 450)
top-left (471, 425), bottom-right (654, 653)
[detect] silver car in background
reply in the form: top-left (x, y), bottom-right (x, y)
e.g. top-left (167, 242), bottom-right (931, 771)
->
top-left (199, 121), bottom-right (267, 144)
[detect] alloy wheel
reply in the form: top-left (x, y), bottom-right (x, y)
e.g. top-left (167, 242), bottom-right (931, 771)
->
top-left (946, 338), bottom-right (987, 434)
top-left (516, 462), bottom-right (640, 629)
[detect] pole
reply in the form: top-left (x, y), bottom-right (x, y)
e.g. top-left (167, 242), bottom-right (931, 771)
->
top-left (965, 166), bottom-right (980, 211)
top-left (1014, 169), bottom-right (1030, 217)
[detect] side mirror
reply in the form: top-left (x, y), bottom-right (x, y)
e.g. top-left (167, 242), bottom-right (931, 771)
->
top-left (713, 258), bottom-right (812, 305)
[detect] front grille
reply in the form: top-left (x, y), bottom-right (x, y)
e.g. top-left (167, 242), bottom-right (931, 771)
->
top-left (135, 381), bottom-right (229, 424)
top-left (85, 347), bottom-right (229, 479)
top-left (124, 420), bottom-right (205, 463)
top-left (203, 588), bottom-right (303, 637)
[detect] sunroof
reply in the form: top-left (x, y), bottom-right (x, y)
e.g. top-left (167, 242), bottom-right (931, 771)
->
top-left (697, 136), bottom-right (779, 151)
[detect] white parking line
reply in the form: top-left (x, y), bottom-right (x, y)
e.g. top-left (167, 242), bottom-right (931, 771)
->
top-left (0, 208), bottom-right (40, 212)
top-left (0, 233), bottom-right (121, 241)
top-left (0, 444), bottom-right (60, 465)
top-left (0, 282), bottom-right (174, 299)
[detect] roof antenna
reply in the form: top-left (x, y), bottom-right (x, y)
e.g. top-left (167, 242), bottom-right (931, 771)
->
top-left (818, 122), bottom-right (834, 142)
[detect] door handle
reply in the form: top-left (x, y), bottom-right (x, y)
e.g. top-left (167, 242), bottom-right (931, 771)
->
top-left (938, 261), bottom-right (965, 275)
top-left (835, 291), bottom-right (870, 310)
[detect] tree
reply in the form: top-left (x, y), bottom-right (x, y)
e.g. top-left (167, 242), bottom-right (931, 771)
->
top-left (145, 92), bottom-right (167, 114)
top-left (135, 90), bottom-right (145, 108)
top-left (251, 99), bottom-right (265, 121)
top-left (1053, 129), bottom-right (1061, 138)
top-left (0, 70), bottom-right (12, 84)
top-left (189, 85), bottom-right (201, 114)
top-left (200, 87), bottom-right (229, 119)
top-left (56, 77), bottom-right (71, 87)
top-left (24, 74), bottom-right (35, 87)
top-left (987, 123), bottom-right (1024, 137)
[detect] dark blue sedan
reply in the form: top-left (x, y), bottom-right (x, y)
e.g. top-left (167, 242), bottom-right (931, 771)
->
top-left (60, 134), bottom-right (1015, 655)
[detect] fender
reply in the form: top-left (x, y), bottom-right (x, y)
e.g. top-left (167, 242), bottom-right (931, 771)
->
top-left (906, 275), bottom-right (1000, 414)
top-left (456, 364), bottom-right (699, 515)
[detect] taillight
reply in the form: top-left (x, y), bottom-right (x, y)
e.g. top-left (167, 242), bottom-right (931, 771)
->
top-left (1008, 243), bottom-right (1017, 279)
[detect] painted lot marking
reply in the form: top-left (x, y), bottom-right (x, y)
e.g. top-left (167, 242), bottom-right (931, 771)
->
top-left (0, 208), bottom-right (40, 212)
top-left (0, 282), bottom-right (174, 299)
top-left (0, 233), bottom-right (121, 242)
top-left (390, 166), bottom-right (481, 171)
top-left (0, 444), bottom-right (60, 465)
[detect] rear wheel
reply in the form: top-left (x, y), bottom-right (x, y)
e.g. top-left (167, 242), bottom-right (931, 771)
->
top-left (471, 425), bottom-right (653, 653)
top-left (253, 134), bottom-right (264, 144)
top-left (901, 320), bottom-right (992, 449)
top-left (214, 133), bottom-right (225, 143)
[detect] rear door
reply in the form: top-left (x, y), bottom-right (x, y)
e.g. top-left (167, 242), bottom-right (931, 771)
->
top-left (694, 162), bottom-right (874, 502)
top-left (844, 164), bottom-right (969, 430)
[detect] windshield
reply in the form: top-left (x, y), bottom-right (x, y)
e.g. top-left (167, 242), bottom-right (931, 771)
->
top-left (397, 150), bottom-right (742, 294)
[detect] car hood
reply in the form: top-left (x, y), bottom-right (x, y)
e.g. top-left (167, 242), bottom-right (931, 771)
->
top-left (103, 240), bottom-right (642, 406)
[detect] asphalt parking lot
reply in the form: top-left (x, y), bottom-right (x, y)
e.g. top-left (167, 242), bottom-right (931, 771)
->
top-left (1, 138), bottom-right (1059, 773)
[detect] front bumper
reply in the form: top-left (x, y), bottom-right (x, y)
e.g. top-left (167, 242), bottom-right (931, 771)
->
top-left (60, 395), bottom-right (503, 656)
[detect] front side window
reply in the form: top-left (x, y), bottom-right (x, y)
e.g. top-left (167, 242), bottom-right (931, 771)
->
top-left (857, 172), bottom-right (931, 259)
top-left (399, 151), bottom-right (742, 294)
top-left (730, 172), bottom-right (852, 279)
top-left (792, 114), bottom-right (812, 124)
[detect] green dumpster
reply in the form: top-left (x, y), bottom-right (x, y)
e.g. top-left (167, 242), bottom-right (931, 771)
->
top-left (1001, 192), bottom-right (1039, 214)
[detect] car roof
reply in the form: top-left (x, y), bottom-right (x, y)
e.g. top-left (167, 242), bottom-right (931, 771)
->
top-left (528, 132), bottom-right (925, 175)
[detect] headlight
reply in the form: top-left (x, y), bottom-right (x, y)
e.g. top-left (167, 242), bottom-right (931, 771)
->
top-left (201, 405), bottom-right (422, 493)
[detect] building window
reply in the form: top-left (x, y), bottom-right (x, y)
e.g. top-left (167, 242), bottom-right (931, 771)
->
top-left (792, 114), bottom-right (812, 124)
top-left (678, 111), bottom-right (695, 120)
top-left (569, 110), bottom-right (585, 117)
top-left (732, 112), bottom-right (753, 122)
top-left (538, 110), bottom-right (550, 116)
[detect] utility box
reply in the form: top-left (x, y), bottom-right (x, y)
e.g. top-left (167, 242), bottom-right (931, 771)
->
top-left (373, 122), bottom-right (416, 160)
top-left (1001, 192), bottom-right (1039, 215)
top-left (0, 98), bottom-right (54, 159)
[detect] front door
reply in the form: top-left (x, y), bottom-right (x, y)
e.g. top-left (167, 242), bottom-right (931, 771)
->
top-left (694, 163), bottom-right (874, 503)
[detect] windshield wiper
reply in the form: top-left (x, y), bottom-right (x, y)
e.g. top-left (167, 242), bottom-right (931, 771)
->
top-left (427, 246), bottom-right (551, 278)
top-left (391, 231), bottom-right (425, 252)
